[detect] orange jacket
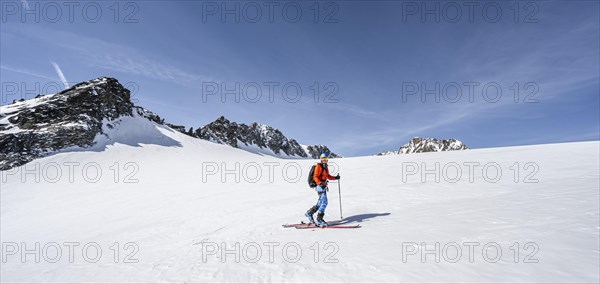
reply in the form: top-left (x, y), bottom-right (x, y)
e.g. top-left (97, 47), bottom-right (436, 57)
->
top-left (313, 163), bottom-right (336, 185)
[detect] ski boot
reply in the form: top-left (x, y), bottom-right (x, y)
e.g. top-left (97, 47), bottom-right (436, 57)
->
top-left (305, 205), bottom-right (318, 224)
top-left (316, 212), bottom-right (329, 227)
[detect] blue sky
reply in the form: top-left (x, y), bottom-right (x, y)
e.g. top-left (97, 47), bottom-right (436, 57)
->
top-left (1, 1), bottom-right (598, 156)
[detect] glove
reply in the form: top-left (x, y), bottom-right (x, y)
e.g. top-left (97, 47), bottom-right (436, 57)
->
top-left (335, 174), bottom-right (340, 180)
top-left (319, 181), bottom-right (327, 188)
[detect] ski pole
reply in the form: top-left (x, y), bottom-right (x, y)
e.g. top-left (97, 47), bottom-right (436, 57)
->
top-left (338, 179), bottom-right (343, 219)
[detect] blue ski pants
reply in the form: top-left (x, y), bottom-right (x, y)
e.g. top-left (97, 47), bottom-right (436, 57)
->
top-left (315, 185), bottom-right (328, 213)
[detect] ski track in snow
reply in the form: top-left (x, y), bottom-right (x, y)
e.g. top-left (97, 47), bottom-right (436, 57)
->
top-left (1, 115), bottom-right (598, 282)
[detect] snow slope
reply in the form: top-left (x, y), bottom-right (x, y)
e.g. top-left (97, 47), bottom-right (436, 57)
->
top-left (1, 116), bottom-right (598, 282)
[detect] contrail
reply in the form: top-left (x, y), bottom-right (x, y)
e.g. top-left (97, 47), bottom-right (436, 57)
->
top-left (50, 62), bottom-right (69, 89)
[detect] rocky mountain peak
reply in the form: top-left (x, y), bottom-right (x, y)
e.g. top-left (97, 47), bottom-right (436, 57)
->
top-left (0, 77), bottom-right (135, 170)
top-left (377, 137), bottom-right (468, 155)
top-left (194, 116), bottom-right (340, 159)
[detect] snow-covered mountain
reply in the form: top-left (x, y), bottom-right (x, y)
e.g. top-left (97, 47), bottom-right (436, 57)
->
top-left (0, 77), bottom-right (136, 170)
top-left (378, 137), bottom-right (468, 155)
top-left (0, 77), bottom-right (337, 170)
top-left (195, 116), bottom-right (339, 159)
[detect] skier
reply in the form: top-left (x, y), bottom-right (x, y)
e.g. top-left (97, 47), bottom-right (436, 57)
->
top-left (305, 153), bottom-right (340, 226)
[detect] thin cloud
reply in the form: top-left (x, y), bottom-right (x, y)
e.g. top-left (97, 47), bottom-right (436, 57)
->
top-left (293, 99), bottom-right (389, 122)
top-left (1, 64), bottom-right (57, 81)
top-left (17, 27), bottom-right (215, 87)
top-left (50, 62), bottom-right (69, 88)
top-left (323, 102), bottom-right (388, 121)
top-left (92, 54), bottom-right (213, 87)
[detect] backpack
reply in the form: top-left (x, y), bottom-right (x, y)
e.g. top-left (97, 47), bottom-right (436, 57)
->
top-left (307, 163), bottom-right (319, 188)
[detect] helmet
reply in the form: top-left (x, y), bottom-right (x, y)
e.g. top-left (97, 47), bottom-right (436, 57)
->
top-left (320, 152), bottom-right (329, 163)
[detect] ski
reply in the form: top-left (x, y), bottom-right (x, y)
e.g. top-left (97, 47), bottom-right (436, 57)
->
top-left (282, 221), bottom-right (360, 229)
top-left (282, 221), bottom-right (340, 228)
top-left (294, 223), bottom-right (360, 229)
